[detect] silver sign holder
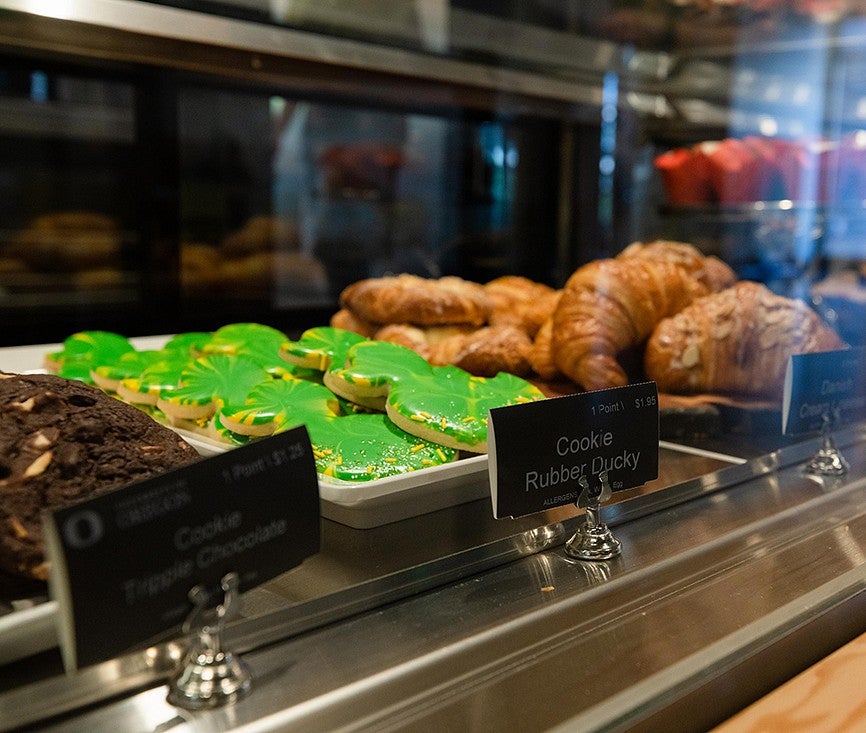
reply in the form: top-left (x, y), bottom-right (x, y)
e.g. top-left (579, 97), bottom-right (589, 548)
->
top-left (167, 571), bottom-right (252, 710)
top-left (564, 471), bottom-right (622, 561)
top-left (804, 410), bottom-right (849, 477)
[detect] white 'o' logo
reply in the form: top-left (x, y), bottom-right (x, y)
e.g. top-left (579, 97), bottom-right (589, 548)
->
top-left (62, 511), bottom-right (104, 549)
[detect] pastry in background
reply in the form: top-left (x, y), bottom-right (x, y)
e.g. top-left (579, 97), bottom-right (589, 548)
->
top-left (339, 274), bottom-right (492, 327)
top-left (484, 275), bottom-right (560, 338)
top-left (215, 216), bottom-right (327, 297)
top-left (529, 317), bottom-right (559, 381)
top-left (374, 323), bottom-right (475, 360)
top-left (552, 256), bottom-right (709, 391)
top-left (330, 308), bottom-right (379, 338)
top-left (220, 215), bottom-right (300, 258)
top-left (619, 240), bottom-right (737, 293)
top-left (181, 242), bottom-right (223, 294)
top-left (646, 281), bottom-right (844, 399)
top-left (437, 326), bottom-right (534, 378)
top-left (12, 211), bottom-right (121, 272)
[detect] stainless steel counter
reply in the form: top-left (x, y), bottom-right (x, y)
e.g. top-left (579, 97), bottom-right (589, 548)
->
top-left (3, 426), bottom-right (866, 731)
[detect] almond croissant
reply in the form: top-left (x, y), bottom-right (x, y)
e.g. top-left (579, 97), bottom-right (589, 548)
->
top-left (552, 258), bottom-right (710, 390)
top-left (619, 240), bottom-right (737, 293)
top-left (645, 281), bottom-right (844, 398)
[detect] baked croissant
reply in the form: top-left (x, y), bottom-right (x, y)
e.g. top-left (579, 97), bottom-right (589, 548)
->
top-left (645, 281), bottom-right (844, 398)
top-left (619, 240), bottom-right (737, 293)
top-left (552, 257), bottom-right (710, 390)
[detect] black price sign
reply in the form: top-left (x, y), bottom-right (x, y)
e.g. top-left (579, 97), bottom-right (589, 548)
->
top-left (488, 382), bottom-right (659, 519)
top-left (783, 347), bottom-right (866, 435)
top-left (43, 427), bottom-right (320, 670)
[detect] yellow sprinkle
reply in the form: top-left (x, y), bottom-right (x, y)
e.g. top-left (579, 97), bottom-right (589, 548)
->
top-left (384, 457), bottom-right (397, 464)
top-left (410, 414), bottom-right (425, 422)
top-left (440, 417), bottom-right (447, 429)
top-left (411, 444), bottom-right (425, 453)
top-left (367, 465), bottom-right (374, 473)
top-left (482, 417), bottom-right (488, 425)
top-left (436, 448), bottom-right (446, 461)
top-left (418, 410), bottom-right (432, 419)
top-left (422, 459), bottom-right (433, 465)
top-left (462, 416), bottom-right (476, 423)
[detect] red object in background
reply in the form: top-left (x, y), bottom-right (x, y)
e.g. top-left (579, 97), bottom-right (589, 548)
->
top-left (654, 146), bottom-right (714, 206)
top-left (317, 142), bottom-right (406, 197)
top-left (655, 134), bottom-right (866, 206)
top-left (704, 137), bottom-right (768, 204)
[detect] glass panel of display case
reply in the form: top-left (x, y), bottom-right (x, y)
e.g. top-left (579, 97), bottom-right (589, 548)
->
top-left (0, 58), bottom-right (162, 346)
top-left (174, 84), bottom-right (563, 330)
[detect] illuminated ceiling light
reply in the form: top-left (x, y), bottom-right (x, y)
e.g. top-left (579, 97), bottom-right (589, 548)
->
top-left (758, 116), bottom-right (779, 137)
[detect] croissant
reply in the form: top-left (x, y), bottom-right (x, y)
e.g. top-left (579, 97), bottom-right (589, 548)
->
top-left (645, 281), bottom-right (844, 398)
top-left (619, 240), bottom-right (737, 293)
top-left (530, 316), bottom-right (559, 380)
top-left (552, 257), bottom-right (709, 390)
top-left (484, 276), bottom-right (560, 338)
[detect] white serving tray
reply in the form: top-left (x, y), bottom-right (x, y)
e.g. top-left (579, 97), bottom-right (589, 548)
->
top-left (174, 429), bottom-right (491, 529)
top-left (0, 601), bottom-right (58, 666)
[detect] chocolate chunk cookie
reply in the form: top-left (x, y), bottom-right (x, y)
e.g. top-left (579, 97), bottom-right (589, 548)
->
top-left (0, 372), bottom-right (200, 580)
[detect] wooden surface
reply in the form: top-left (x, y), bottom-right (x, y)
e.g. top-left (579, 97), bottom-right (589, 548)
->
top-left (714, 630), bottom-right (866, 732)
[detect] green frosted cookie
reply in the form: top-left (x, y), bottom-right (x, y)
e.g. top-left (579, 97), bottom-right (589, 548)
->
top-left (116, 355), bottom-right (191, 407)
top-left (157, 354), bottom-right (272, 425)
top-left (163, 331), bottom-right (213, 357)
top-left (324, 340), bottom-right (432, 411)
top-left (44, 330), bottom-right (135, 383)
top-left (311, 412), bottom-right (457, 482)
top-left (279, 326), bottom-right (367, 372)
top-left (91, 350), bottom-right (169, 393)
top-left (214, 377), bottom-right (457, 481)
top-left (326, 341), bottom-right (545, 453)
top-left (199, 323), bottom-right (290, 374)
top-left (217, 377), bottom-right (340, 438)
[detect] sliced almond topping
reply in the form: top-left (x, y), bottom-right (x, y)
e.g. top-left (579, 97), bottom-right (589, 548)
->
top-left (681, 343), bottom-right (701, 368)
top-left (9, 516), bottom-right (28, 540)
top-left (23, 450), bottom-right (53, 478)
top-left (711, 319), bottom-right (734, 340)
top-left (28, 429), bottom-right (56, 450)
top-left (12, 397), bottom-right (35, 412)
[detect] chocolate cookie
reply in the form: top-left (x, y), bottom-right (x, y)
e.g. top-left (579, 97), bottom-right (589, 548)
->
top-left (0, 372), bottom-right (200, 580)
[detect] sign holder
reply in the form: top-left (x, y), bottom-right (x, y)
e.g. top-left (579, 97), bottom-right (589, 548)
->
top-left (804, 410), bottom-right (849, 476)
top-left (167, 571), bottom-right (252, 710)
top-left (564, 471), bottom-right (621, 561)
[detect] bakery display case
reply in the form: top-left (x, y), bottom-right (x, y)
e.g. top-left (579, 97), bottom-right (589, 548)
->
top-left (2, 1), bottom-right (866, 731)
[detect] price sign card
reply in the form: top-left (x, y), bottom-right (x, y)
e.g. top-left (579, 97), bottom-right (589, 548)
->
top-left (489, 382), bottom-right (659, 519)
top-left (44, 427), bottom-right (320, 670)
top-left (783, 346), bottom-right (866, 436)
